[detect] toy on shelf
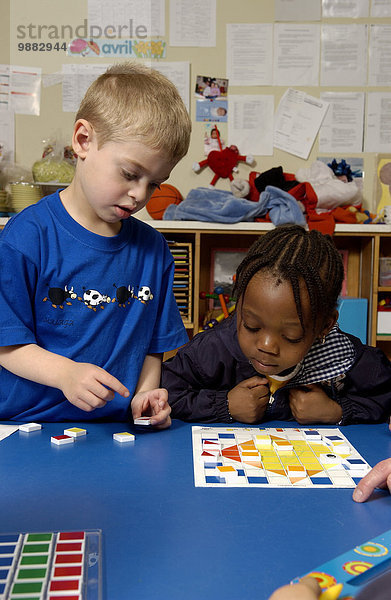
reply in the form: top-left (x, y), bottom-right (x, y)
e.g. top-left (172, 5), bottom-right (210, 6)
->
top-left (199, 286), bottom-right (236, 330)
top-left (192, 126), bottom-right (254, 190)
top-left (147, 183), bottom-right (183, 219)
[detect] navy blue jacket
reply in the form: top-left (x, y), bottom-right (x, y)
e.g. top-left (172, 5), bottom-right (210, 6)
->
top-left (162, 316), bottom-right (391, 425)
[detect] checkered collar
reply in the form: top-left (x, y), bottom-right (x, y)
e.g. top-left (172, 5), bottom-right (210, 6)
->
top-left (289, 325), bottom-right (356, 386)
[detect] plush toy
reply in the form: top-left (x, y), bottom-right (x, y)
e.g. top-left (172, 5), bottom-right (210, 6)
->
top-left (192, 126), bottom-right (254, 191)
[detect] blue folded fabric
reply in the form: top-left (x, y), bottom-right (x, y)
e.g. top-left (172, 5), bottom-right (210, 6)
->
top-left (259, 185), bottom-right (307, 227)
top-left (163, 186), bottom-right (306, 226)
top-left (163, 187), bottom-right (266, 223)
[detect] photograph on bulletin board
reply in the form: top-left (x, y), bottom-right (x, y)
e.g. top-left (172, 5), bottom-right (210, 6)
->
top-left (203, 124), bottom-right (225, 155)
top-left (196, 99), bottom-right (228, 122)
top-left (195, 75), bottom-right (228, 100)
top-left (209, 248), bottom-right (247, 309)
top-left (375, 154), bottom-right (391, 216)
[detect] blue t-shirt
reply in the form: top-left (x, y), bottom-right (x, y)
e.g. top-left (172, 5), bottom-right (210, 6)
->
top-left (0, 191), bottom-right (188, 421)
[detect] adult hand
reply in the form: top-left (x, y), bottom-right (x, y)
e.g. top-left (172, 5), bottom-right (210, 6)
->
top-left (353, 458), bottom-right (391, 502)
top-left (268, 577), bottom-right (320, 600)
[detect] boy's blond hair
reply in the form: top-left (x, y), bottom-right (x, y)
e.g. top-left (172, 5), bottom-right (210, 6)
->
top-left (75, 61), bottom-right (191, 162)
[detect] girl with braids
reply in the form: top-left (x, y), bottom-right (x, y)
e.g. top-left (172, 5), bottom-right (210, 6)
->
top-left (162, 224), bottom-right (391, 425)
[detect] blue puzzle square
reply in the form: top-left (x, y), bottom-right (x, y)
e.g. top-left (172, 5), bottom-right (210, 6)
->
top-left (310, 477), bottom-right (331, 485)
top-left (248, 476), bottom-right (268, 484)
top-left (205, 476), bottom-right (225, 484)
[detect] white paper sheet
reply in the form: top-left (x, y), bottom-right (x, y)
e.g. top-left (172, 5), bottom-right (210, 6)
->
top-left (275, 0), bottom-right (321, 21)
top-left (273, 24), bottom-right (320, 86)
top-left (228, 95), bottom-right (274, 156)
top-left (62, 64), bottom-right (110, 113)
top-left (371, 0), bottom-right (391, 17)
top-left (169, 0), bottom-right (216, 47)
top-left (153, 61), bottom-right (190, 111)
top-left (0, 65), bottom-right (10, 111)
top-left (365, 92), bottom-right (391, 153)
top-left (319, 92), bottom-right (364, 153)
top-left (0, 424), bottom-right (19, 442)
top-left (320, 24), bottom-right (368, 87)
top-left (274, 89), bottom-right (329, 160)
top-left (88, 0), bottom-right (165, 38)
top-left (0, 65), bottom-right (42, 116)
top-left (369, 25), bottom-right (391, 87)
top-left (226, 24), bottom-right (273, 86)
top-left (42, 72), bottom-right (63, 88)
top-left (0, 111), bottom-right (15, 161)
top-left (322, 0), bottom-right (369, 18)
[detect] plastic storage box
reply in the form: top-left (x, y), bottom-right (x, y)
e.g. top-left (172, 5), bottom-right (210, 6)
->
top-left (337, 297), bottom-right (368, 344)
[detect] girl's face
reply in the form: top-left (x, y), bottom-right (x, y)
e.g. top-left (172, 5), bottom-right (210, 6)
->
top-left (236, 272), bottom-right (335, 376)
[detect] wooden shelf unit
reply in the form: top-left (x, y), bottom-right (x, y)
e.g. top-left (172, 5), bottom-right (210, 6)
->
top-left (168, 240), bottom-right (193, 327)
top-left (371, 235), bottom-right (391, 356)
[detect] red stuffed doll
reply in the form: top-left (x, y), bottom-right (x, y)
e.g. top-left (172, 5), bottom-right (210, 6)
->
top-left (192, 126), bottom-right (254, 190)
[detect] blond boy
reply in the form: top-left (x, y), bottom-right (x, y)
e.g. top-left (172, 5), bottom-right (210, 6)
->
top-left (0, 62), bottom-right (191, 426)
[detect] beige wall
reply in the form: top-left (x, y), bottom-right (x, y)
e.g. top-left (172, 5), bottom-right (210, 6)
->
top-left (1, 0), bottom-right (390, 216)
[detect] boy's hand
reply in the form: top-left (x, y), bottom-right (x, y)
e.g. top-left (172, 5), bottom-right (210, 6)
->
top-left (60, 362), bottom-right (129, 412)
top-left (131, 388), bottom-right (171, 429)
top-left (228, 376), bottom-right (269, 423)
top-left (289, 384), bottom-right (343, 424)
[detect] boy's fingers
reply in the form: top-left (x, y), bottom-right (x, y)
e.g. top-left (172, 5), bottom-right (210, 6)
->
top-left (99, 370), bottom-right (130, 398)
top-left (353, 459), bottom-right (391, 502)
top-left (151, 412), bottom-right (172, 429)
top-left (88, 381), bottom-right (115, 402)
top-left (151, 404), bottom-right (171, 425)
top-left (148, 398), bottom-right (171, 426)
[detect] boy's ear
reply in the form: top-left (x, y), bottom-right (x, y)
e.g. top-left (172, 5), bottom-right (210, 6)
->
top-left (320, 309), bottom-right (339, 338)
top-left (72, 119), bottom-right (94, 159)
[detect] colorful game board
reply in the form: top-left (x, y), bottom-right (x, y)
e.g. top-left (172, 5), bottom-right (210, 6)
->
top-left (0, 529), bottom-right (101, 599)
top-left (192, 427), bottom-right (371, 488)
top-left (293, 528), bottom-right (391, 598)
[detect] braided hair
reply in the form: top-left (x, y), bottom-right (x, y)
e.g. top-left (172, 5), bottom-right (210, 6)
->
top-left (233, 225), bottom-right (344, 333)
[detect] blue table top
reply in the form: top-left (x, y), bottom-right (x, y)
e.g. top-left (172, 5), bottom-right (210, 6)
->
top-left (1, 420), bottom-right (390, 600)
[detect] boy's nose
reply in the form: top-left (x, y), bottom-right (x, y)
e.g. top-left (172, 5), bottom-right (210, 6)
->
top-left (128, 182), bottom-right (148, 203)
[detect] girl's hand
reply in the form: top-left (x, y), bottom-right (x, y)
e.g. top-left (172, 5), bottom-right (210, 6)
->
top-left (131, 388), bottom-right (171, 429)
top-left (289, 384), bottom-right (342, 424)
top-left (228, 376), bottom-right (269, 423)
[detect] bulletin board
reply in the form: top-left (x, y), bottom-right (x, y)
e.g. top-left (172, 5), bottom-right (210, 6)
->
top-left (1, 0), bottom-right (391, 214)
